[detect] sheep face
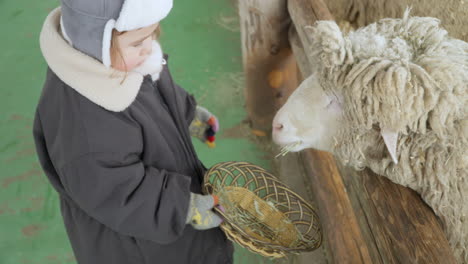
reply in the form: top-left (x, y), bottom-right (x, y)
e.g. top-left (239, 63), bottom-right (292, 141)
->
top-left (272, 15), bottom-right (452, 163)
top-left (272, 75), bottom-right (343, 152)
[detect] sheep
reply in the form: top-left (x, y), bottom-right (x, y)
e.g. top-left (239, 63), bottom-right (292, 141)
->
top-left (272, 11), bottom-right (467, 262)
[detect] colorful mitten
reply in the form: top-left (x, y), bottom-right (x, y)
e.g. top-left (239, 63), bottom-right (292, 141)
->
top-left (185, 193), bottom-right (223, 230)
top-left (189, 106), bottom-right (219, 148)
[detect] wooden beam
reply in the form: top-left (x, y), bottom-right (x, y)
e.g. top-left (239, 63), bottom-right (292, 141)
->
top-left (288, 1), bottom-right (373, 262)
top-left (341, 166), bottom-right (457, 263)
top-left (288, 0), bottom-right (333, 68)
top-left (238, 0), bottom-right (298, 133)
top-left (301, 150), bottom-right (374, 263)
top-left (287, 0), bottom-right (457, 263)
top-left (288, 26), bottom-right (312, 77)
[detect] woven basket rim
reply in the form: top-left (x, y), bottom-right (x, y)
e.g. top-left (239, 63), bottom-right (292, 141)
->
top-left (204, 161), bottom-right (323, 256)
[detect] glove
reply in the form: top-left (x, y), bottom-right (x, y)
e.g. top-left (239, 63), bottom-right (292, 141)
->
top-left (185, 193), bottom-right (223, 230)
top-left (189, 106), bottom-right (219, 148)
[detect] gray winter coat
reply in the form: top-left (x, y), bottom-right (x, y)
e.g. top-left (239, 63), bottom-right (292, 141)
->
top-left (32, 8), bottom-right (233, 264)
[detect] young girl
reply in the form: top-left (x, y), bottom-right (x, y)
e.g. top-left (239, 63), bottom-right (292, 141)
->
top-left (33, 0), bottom-right (233, 263)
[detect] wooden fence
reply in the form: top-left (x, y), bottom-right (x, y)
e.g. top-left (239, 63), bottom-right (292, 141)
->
top-left (238, 0), bottom-right (456, 262)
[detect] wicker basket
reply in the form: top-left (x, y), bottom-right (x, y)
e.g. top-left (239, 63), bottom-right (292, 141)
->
top-left (203, 161), bottom-right (322, 258)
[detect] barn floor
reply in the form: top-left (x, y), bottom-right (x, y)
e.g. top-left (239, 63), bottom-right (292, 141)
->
top-left (0, 0), bottom-right (307, 263)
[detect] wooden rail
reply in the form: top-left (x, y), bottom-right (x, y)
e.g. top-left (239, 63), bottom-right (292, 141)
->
top-left (239, 0), bottom-right (457, 263)
top-left (238, 0), bottom-right (297, 132)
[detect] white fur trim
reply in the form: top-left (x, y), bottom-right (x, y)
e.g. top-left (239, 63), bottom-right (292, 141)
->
top-left (40, 8), bottom-right (145, 112)
top-left (132, 40), bottom-right (165, 81)
top-left (102, 19), bottom-right (116, 68)
top-left (115, 0), bottom-right (173, 31)
top-left (59, 16), bottom-right (72, 45)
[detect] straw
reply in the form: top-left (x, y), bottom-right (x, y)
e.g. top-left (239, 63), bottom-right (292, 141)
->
top-left (275, 141), bottom-right (301, 158)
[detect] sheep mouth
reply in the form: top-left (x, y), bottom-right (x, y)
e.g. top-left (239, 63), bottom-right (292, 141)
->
top-left (275, 141), bottom-right (302, 158)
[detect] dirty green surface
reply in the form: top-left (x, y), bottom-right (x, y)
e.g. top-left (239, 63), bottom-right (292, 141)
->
top-left (0, 0), bottom-right (274, 263)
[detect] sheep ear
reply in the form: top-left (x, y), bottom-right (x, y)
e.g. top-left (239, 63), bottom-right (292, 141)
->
top-left (304, 21), bottom-right (347, 68)
top-left (381, 129), bottom-right (399, 164)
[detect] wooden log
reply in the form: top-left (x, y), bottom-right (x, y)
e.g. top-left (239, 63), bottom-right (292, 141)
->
top-left (288, 1), bottom-right (373, 263)
top-left (340, 166), bottom-right (457, 263)
top-left (288, 26), bottom-right (312, 77)
top-left (238, 0), bottom-right (298, 133)
top-left (287, 0), bottom-right (457, 263)
top-left (301, 150), bottom-right (374, 263)
top-left (289, 25), bottom-right (313, 78)
top-left (288, 0), bottom-right (333, 68)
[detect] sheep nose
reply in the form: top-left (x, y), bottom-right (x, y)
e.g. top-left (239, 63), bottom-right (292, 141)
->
top-left (273, 123), bottom-right (284, 132)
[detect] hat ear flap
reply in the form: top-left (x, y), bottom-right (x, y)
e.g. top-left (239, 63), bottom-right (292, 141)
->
top-left (305, 21), bottom-right (350, 69)
top-left (381, 128), bottom-right (399, 164)
top-left (102, 19), bottom-right (116, 68)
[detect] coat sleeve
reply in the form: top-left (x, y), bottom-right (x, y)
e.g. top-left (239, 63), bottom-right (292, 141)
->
top-left (174, 83), bottom-right (197, 127)
top-left (59, 151), bottom-right (192, 244)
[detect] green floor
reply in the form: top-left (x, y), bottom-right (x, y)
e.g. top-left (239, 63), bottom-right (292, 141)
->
top-left (0, 0), bottom-right (273, 263)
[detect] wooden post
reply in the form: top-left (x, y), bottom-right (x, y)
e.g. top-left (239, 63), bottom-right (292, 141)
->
top-left (288, 1), bottom-right (373, 262)
top-left (238, 0), bottom-right (298, 134)
top-left (341, 166), bottom-right (457, 263)
top-left (287, 0), bottom-right (457, 263)
top-left (290, 22), bottom-right (371, 262)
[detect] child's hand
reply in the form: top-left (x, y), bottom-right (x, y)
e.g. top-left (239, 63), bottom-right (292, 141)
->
top-left (185, 193), bottom-right (223, 230)
top-left (189, 106), bottom-right (219, 148)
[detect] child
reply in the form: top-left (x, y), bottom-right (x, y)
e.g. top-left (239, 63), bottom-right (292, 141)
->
top-left (32, 0), bottom-right (233, 263)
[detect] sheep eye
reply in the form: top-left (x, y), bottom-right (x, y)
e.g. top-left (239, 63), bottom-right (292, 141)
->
top-left (325, 97), bottom-right (334, 108)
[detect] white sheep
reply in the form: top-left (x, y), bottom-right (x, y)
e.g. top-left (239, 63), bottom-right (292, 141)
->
top-left (272, 11), bottom-right (467, 262)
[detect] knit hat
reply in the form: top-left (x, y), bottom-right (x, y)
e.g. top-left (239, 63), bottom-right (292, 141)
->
top-left (60, 0), bottom-right (172, 67)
